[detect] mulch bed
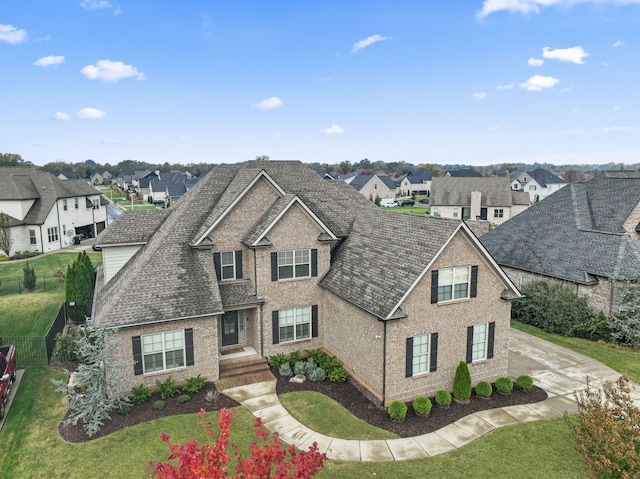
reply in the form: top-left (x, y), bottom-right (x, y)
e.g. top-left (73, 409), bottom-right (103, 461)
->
top-left (56, 359), bottom-right (547, 442)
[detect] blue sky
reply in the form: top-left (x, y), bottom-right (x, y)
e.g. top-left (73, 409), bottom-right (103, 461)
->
top-left (1, 1), bottom-right (639, 167)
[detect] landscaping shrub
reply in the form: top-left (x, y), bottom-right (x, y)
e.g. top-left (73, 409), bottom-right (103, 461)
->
top-left (304, 348), bottom-right (325, 365)
top-left (53, 331), bottom-right (79, 362)
top-left (152, 400), bottom-right (165, 411)
top-left (453, 361), bottom-right (472, 401)
top-left (308, 367), bottom-right (326, 382)
top-left (268, 353), bottom-right (289, 369)
top-left (495, 377), bottom-right (514, 394)
top-left (293, 360), bottom-right (307, 376)
top-left (516, 375), bottom-right (534, 391)
top-left (288, 350), bottom-right (303, 365)
top-left (278, 362), bottom-right (293, 377)
top-left (177, 394), bottom-right (191, 404)
top-left (118, 405), bottom-right (131, 415)
top-left (23, 260), bottom-right (36, 290)
top-left (328, 366), bottom-right (349, 383)
top-left (413, 396), bottom-right (432, 416)
top-left (182, 374), bottom-right (206, 393)
top-left (475, 381), bottom-right (493, 398)
top-left (435, 389), bottom-right (452, 407)
top-left (388, 400), bottom-right (408, 421)
top-left (156, 376), bottom-right (180, 399)
top-left (14, 251), bottom-right (40, 260)
top-left (319, 355), bottom-right (343, 374)
top-left (131, 384), bottom-right (152, 404)
top-left (304, 358), bottom-right (317, 376)
top-left (0, 253), bottom-right (8, 262)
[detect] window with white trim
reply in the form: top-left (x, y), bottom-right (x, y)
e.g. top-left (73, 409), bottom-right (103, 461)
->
top-left (278, 306), bottom-right (311, 342)
top-left (432, 208), bottom-right (440, 217)
top-left (29, 229), bottom-right (37, 245)
top-left (278, 249), bottom-right (310, 280)
top-left (74, 198), bottom-right (79, 209)
top-left (493, 208), bottom-right (504, 218)
top-left (142, 330), bottom-right (185, 373)
top-left (412, 333), bottom-right (431, 375)
top-left (529, 185), bottom-right (537, 191)
top-left (453, 207), bottom-right (459, 218)
top-left (63, 199), bottom-right (68, 211)
top-left (471, 323), bottom-right (488, 362)
top-left (92, 199), bottom-right (100, 209)
top-left (47, 226), bottom-right (59, 243)
top-left (437, 266), bottom-right (470, 302)
top-left (220, 251), bottom-right (236, 280)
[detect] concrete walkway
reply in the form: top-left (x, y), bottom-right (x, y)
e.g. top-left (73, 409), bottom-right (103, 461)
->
top-left (221, 328), bottom-right (640, 462)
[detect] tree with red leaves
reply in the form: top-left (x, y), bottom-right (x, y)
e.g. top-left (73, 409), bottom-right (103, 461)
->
top-left (149, 408), bottom-right (327, 479)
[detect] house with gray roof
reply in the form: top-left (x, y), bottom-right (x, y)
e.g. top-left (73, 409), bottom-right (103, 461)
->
top-left (430, 176), bottom-right (531, 225)
top-left (0, 167), bottom-right (107, 256)
top-left (93, 160), bottom-right (520, 405)
top-left (344, 174), bottom-right (397, 201)
top-left (510, 168), bottom-right (567, 203)
top-left (481, 171), bottom-right (640, 314)
top-left (399, 170), bottom-right (434, 196)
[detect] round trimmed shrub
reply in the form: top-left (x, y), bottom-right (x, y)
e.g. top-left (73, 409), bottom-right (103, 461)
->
top-left (412, 396), bottom-right (432, 416)
top-left (516, 374), bottom-right (534, 391)
top-left (453, 361), bottom-right (472, 401)
top-left (293, 361), bottom-right (306, 376)
top-left (152, 400), bottom-right (165, 411)
top-left (475, 381), bottom-right (493, 398)
top-left (435, 389), bottom-right (452, 407)
top-left (495, 377), bottom-right (514, 394)
top-left (278, 362), bottom-right (293, 377)
top-left (308, 367), bottom-right (326, 382)
top-left (388, 400), bottom-right (408, 421)
top-left (177, 394), bottom-right (191, 404)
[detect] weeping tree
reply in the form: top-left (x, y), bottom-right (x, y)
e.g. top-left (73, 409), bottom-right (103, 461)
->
top-left (0, 213), bottom-right (11, 256)
top-left (52, 322), bottom-right (132, 437)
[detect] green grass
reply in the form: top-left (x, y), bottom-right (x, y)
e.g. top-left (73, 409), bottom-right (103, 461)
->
top-left (512, 320), bottom-right (640, 383)
top-left (279, 391), bottom-right (398, 440)
top-left (393, 206), bottom-right (429, 215)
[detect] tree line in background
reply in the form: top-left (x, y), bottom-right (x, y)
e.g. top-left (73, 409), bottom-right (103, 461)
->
top-left (2, 152), bottom-right (639, 181)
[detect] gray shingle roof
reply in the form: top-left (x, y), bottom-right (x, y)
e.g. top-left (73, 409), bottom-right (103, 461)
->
top-left (526, 168), bottom-right (566, 187)
top-left (95, 209), bottom-right (170, 245)
top-left (480, 171), bottom-right (640, 284)
top-left (430, 177), bottom-right (517, 207)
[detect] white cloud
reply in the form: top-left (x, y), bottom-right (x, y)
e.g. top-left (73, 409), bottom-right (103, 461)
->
top-left (603, 126), bottom-right (631, 132)
top-left (352, 34), bottom-right (389, 53)
top-left (53, 112), bottom-right (70, 121)
top-left (251, 97), bottom-right (283, 110)
top-left (497, 83), bottom-right (514, 90)
top-left (612, 40), bottom-right (625, 47)
top-left (528, 57), bottom-right (544, 67)
top-left (542, 46), bottom-right (589, 64)
top-left (323, 124), bottom-right (345, 135)
top-left (77, 107), bottom-right (106, 119)
top-left (34, 55), bottom-right (65, 67)
top-left (519, 75), bottom-right (560, 91)
top-left (478, 0), bottom-right (640, 18)
top-left (473, 92), bottom-right (487, 100)
top-left (81, 60), bottom-right (146, 81)
top-left (0, 24), bottom-right (27, 44)
top-left (80, 0), bottom-right (121, 13)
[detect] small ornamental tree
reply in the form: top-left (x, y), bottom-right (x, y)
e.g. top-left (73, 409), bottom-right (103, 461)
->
top-left (610, 274), bottom-right (640, 348)
top-left (453, 361), bottom-right (472, 402)
top-left (150, 408), bottom-right (327, 479)
top-left (567, 375), bottom-right (640, 479)
top-left (23, 260), bottom-right (36, 290)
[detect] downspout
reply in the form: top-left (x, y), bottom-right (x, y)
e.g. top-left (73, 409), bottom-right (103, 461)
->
top-left (253, 248), bottom-right (264, 357)
top-left (39, 225), bottom-right (44, 253)
top-left (381, 320), bottom-right (387, 407)
top-left (56, 200), bottom-right (63, 250)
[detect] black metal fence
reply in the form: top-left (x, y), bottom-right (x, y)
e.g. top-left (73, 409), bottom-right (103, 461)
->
top-left (0, 274), bottom-right (65, 295)
top-left (0, 303), bottom-right (67, 368)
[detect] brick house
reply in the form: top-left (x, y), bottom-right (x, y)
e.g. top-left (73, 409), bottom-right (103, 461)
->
top-left (93, 160), bottom-right (520, 405)
top-left (481, 171), bottom-right (640, 315)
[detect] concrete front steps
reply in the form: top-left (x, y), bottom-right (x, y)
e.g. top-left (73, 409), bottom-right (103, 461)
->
top-left (214, 355), bottom-right (275, 392)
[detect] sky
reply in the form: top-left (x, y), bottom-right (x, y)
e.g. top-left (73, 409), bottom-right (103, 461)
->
top-left (1, 0), bottom-right (640, 167)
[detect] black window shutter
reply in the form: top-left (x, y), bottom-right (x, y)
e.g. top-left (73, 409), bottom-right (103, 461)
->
top-left (311, 305), bottom-right (318, 337)
top-left (470, 265), bottom-right (478, 298)
top-left (213, 253), bottom-right (221, 281)
top-left (487, 322), bottom-right (495, 359)
top-left (430, 270), bottom-right (439, 304)
top-left (271, 252), bottom-right (278, 281)
top-left (405, 337), bottom-right (413, 377)
top-left (272, 311), bottom-right (279, 344)
top-left (132, 336), bottom-right (143, 376)
top-left (235, 250), bottom-right (243, 279)
top-left (311, 249), bottom-right (318, 277)
top-left (185, 328), bottom-right (194, 366)
top-left (429, 333), bottom-right (439, 372)
top-left (466, 326), bottom-right (474, 363)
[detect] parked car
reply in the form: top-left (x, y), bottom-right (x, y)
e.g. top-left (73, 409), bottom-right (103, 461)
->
top-left (397, 199), bottom-right (415, 206)
top-left (380, 198), bottom-right (397, 207)
top-left (418, 198), bottom-right (429, 205)
top-left (92, 243), bottom-right (102, 251)
top-left (0, 344), bottom-right (17, 419)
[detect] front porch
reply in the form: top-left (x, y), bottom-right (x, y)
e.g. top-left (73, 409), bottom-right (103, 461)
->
top-left (214, 347), bottom-right (275, 392)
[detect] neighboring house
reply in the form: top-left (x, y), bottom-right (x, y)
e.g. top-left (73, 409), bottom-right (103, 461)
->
top-left (346, 174), bottom-right (397, 201)
top-left (92, 160), bottom-right (520, 405)
top-left (117, 169), bottom-right (155, 191)
top-left (444, 169), bottom-right (482, 178)
top-left (149, 171), bottom-right (201, 204)
top-left (510, 168), bottom-right (567, 203)
top-left (481, 171), bottom-right (640, 314)
top-left (90, 170), bottom-right (113, 185)
top-left (399, 170), bottom-right (434, 196)
top-left (0, 167), bottom-right (107, 256)
top-left (53, 171), bottom-right (75, 181)
top-left (429, 177), bottom-right (531, 225)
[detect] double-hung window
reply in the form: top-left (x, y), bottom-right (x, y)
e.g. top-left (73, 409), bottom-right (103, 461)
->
top-left (466, 322), bottom-right (495, 363)
top-left (74, 198), bottom-right (79, 209)
top-left (47, 226), bottom-right (59, 243)
top-left (453, 208), bottom-right (459, 218)
top-left (271, 249), bottom-right (318, 281)
top-left (213, 251), bottom-right (243, 281)
top-left (405, 333), bottom-right (438, 377)
top-left (29, 229), bottom-right (37, 245)
top-left (63, 199), bottom-right (68, 211)
top-left (493, 209), bottom-right (504, 218)
top-left (438, 266), bottom-right (470, 302)
top-left (141, 330), bottom-right (185, 373)
top-left (278, 306), bottom-right (310, 342)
